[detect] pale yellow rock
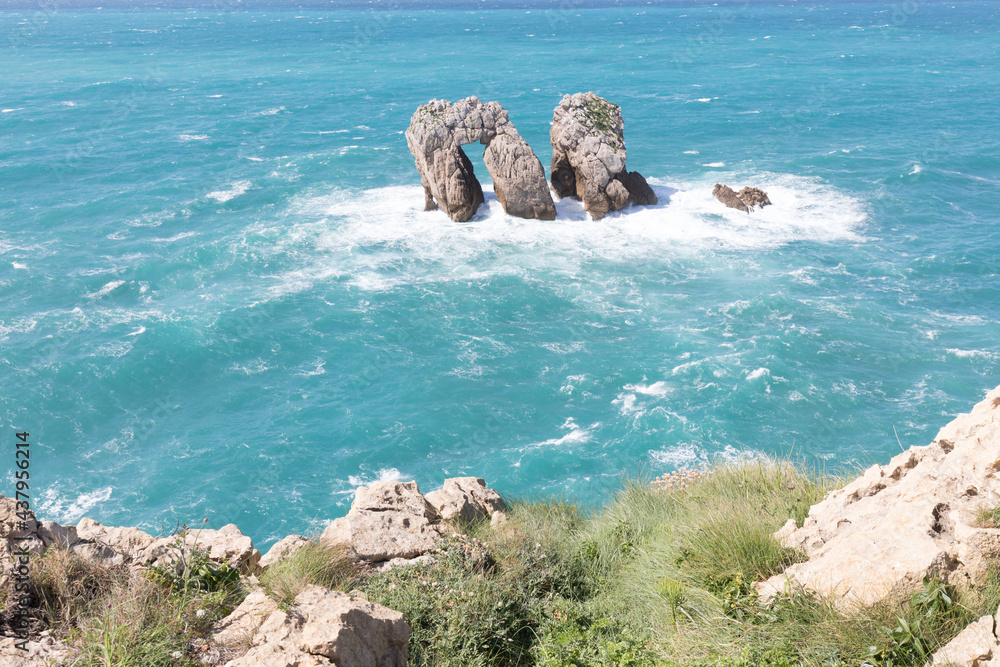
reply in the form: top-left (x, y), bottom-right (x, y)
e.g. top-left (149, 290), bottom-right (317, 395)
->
top-left (425, 477), bottom-right (507, 524)
top-left (213, 590), bottom-right (279, 647)
top-left (0, 636), bottom-right (75, 666)
top-left (0, 496), bottom-right (43, 574)
top-left (260, 534), bottom-right (311, 570)
top-left (224, 585), bottom-right (408, 667)
top-left (931, 605), bottom-right (1000, 666)
top-left (758, 385), bottom-right (1000, 608)
top-left (295, 585), bottom-right (409, 664)
top-left (322, 481), bottom-right (442, 562)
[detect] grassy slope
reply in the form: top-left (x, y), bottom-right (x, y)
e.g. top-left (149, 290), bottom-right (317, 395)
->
top-left (8, 460), bottom-right (1000, 666)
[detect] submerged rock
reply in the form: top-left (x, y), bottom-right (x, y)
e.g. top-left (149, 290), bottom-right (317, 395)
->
top-left (758, 385), bottom-right (1000, 608)
top-left (405, 97), bottom-right (556, 222)
top-left (549, 92), bottom-right (658, 220)
top-left (713, 183), bottom-right (771, 212)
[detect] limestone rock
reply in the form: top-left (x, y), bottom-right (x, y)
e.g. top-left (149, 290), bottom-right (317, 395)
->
top-left (930, 606), bottom-right (1000, 666)
top-left (758, 385), bottom-right (1000, 608)
top-left (549, 92), bottom-right (657, 220)
top-left (406, 97), bottom-right (555, 222)
top-left (321, 481), bottom-right (442, 562)
top-left (0, 636), bottom-right (75, 666)
top-left (76, 517), bottom-right (156, 560)
top-left (260, 534), bottom-right (311, 570)
top-left (372, 554), bottom-right (436, 573)
top-left (174, 523), bottom-right (261, 574)
top-left (295, 585), bottom-right (409, 664)
top-left (0, 496), bottom-right (43, 573)
top-left (37, 520), bottom-right (80, 551)
top-left (224, 585), bottom-right (408, 667)
top-left (213, 590), bottom-right (280, 647)
top-left (75, 518), bottom-right (260, 574)
top-left (425, 477), bottom-right (507, 524)
top-left (713, 183), bottom-right (771, 213)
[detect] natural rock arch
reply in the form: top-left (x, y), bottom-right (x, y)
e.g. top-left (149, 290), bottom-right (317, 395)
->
top-left (405, 97), bottom-right (556, 222)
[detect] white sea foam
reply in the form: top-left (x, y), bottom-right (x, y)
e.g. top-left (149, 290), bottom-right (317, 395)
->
top-left (12, 262), bottom-right (27, 270)
top-left (650, 443), bottom-right (708, 467)
top-left (298, 359), bottom-right (326, 376)
top-left (37, 486), bottom-right (113, 524)
top-left (947, 349), bottom-right (999, 361)
top-left (746, 367), bottom-right (770, 380)
top-left (345, 467), bottom-right (406, 491)
top-left (254, 173), bottom-right (865, 299)
top-left (230, 358), bottom-right (269, 375)
top-left (2, 108), bottom-right (23, 113)
top-left (178, 133), bottom-right (209, 141)
top-left (909, 164), bottom-right (923, 175)
top-left (703, 162), bottom-right (726, 167)
top-left (0, 317), bottom-right (37, 340)
top-left (86, 280), bottom-right (125, 299)
top-left (207, 180), bottom-right (251, 202)
top-left (683, 150), bottom-right (699, 154)
top-left (528, 417), bottom-right (597, 448)
top-left (151, 231), bottom-right (197, 243)
top-left (93, 340), bottom-right (133, 357)
top-left (257, 106), bottom-right (285, 116)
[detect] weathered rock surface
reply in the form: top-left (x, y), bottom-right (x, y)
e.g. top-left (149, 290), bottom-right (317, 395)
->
top-left (224, 585), bottom-right (408, 667)
top-left (213, 589), bottom-right (281, 647)
top-left (0, 636), bottom-right (75, 666)
top-left (712, 184), bottom-right (748, 213)
top-left (738, 186), bottom-right (771, 210)
top-left (321, 481), bottom-right (443, 562)
top-left (74, 518), bottom-right (261, 574)
top-left (425, 477), bottom-right (507, 524)
top-left (713, 183), bottom-right (771, 213)
top-left (173, 523), bottom-right (261, 574)
top-left (0, 497), bottom-right (43, 576)
top-left (406, 97), bottom-right (556, 222)
top-left (931, 604), bottom-right (1000, 666)
top-left (550, 92), bottom-right (657, 220)
top-left (260, 534), bottom-right (311, 570)
top-left (758, 385), bottom-right (1000, 608)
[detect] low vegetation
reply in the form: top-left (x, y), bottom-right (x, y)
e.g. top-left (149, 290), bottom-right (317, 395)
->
top-left (4, 460), bottom-right (1000, 665)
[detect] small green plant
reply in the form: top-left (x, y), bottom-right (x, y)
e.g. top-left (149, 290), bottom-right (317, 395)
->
top-left (868, 577), bottom-right (957, 666)
top-left (657, 577), bottom-right (686, 627)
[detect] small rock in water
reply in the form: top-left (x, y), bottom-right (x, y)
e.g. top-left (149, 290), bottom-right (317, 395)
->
top-left (712, 183), bottom-right (772, 213)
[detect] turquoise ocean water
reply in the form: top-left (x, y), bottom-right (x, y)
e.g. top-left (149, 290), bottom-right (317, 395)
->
top-left (1, 0), bottom-right (999, 548)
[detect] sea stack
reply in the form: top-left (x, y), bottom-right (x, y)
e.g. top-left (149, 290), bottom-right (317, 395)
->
top-left (549, 92), bottom-right (657, 220)
top-left (405, 97), bottom-right (556, 222)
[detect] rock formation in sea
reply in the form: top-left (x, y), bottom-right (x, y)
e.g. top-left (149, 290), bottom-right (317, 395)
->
top-left (549, 92), bottom-right (658, 220)
top-left (405, 97), bottom-right (556, 222)
top-left (713, 183), bottom-right (772, 213)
